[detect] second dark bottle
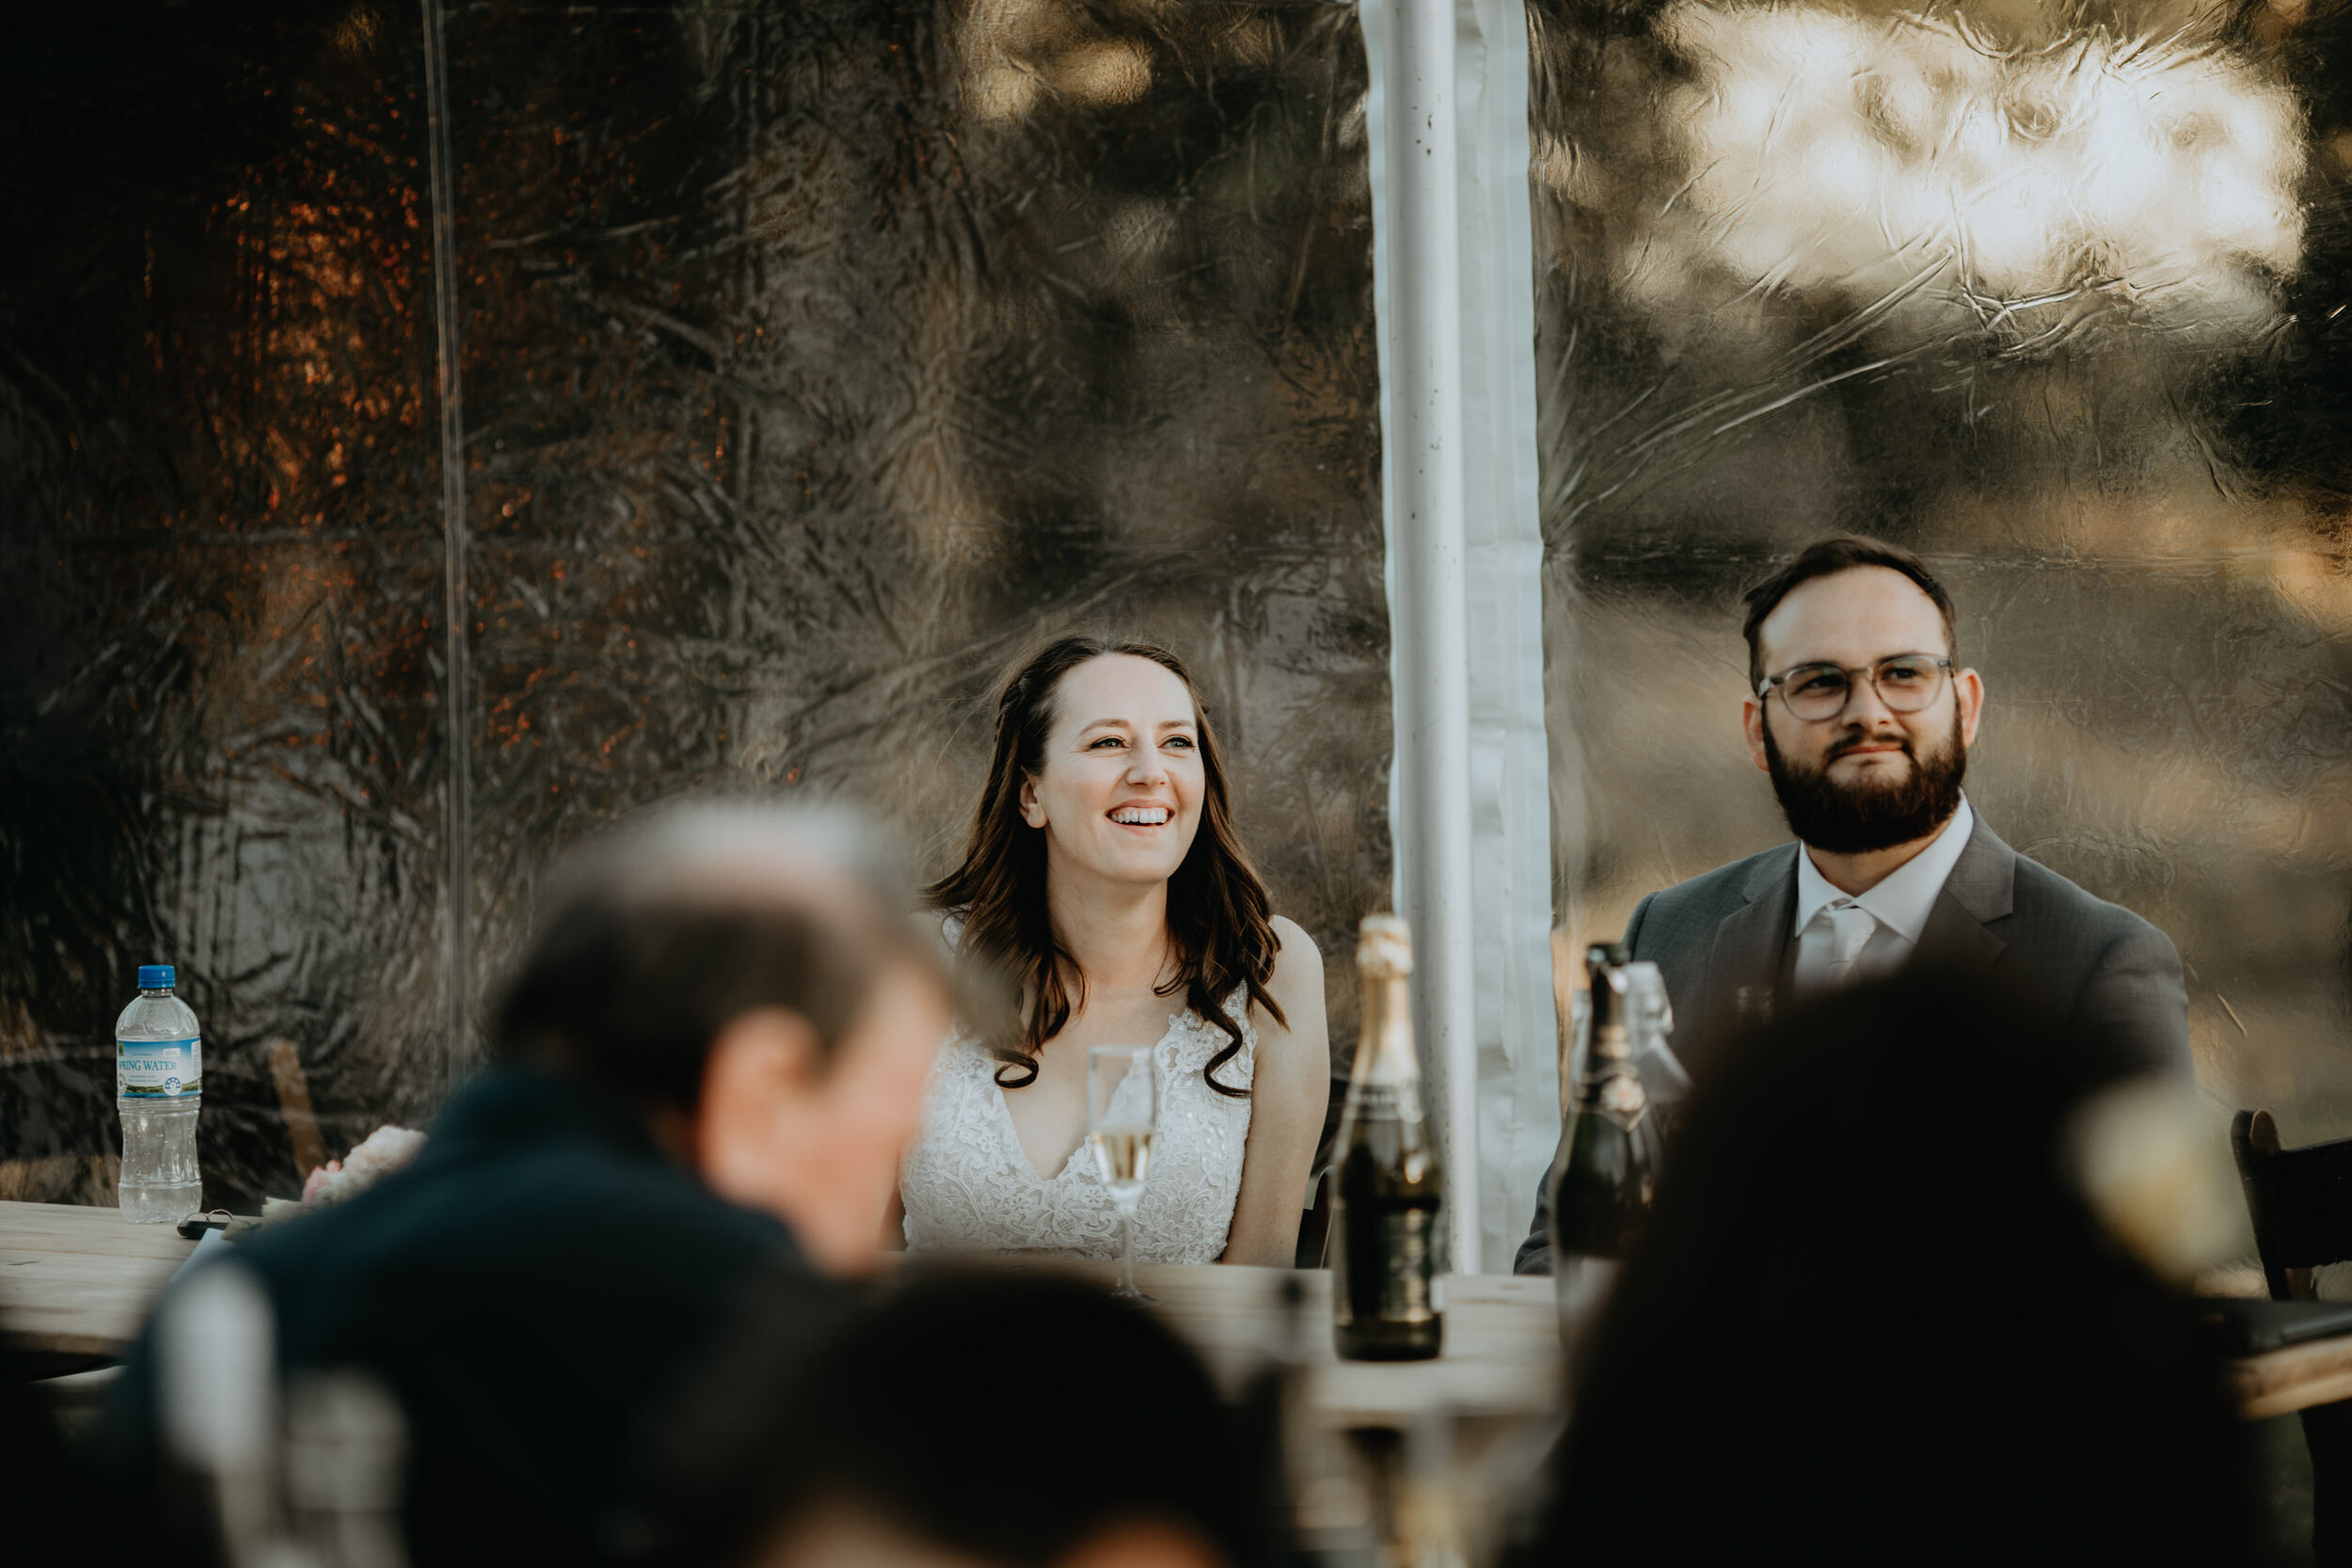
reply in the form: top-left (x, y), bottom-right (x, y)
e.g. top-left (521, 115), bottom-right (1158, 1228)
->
top-left (1547, 942), bottom-right (1662, 1354)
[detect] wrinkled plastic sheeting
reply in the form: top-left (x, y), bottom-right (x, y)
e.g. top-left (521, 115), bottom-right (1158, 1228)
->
top-left (0, 1), bottom-right (1387, 1210)
top-left (1532, 0), bottom-right (2352, 1136)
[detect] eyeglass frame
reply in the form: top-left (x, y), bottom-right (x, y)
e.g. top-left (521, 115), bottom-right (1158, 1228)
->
top-left (1754, 653), bottom-right (1957, 720)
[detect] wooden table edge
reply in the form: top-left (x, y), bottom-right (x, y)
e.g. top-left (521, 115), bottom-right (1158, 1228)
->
top-left (2230, 1334), bottom-right (2352, 1420)
top-left (0, 1323), bottom-right (130, 1361)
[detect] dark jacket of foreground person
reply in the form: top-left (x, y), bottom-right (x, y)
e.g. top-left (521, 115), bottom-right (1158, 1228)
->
top-left (108, 1066), bottom-right (827, 1567)
top-left (2, 1332), bottom-right (98, 1562)
top-left (1527, 973), bottom-right (2252, 1566)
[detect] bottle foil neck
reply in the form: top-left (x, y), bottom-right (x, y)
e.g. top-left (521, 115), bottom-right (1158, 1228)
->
top-left (1353, 973), bottom-right (1421, 1083)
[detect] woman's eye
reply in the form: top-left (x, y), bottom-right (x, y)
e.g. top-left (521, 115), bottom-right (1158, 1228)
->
top-left (1166, 736), bottom-right (1194, 750)
top-left (1089, 736), bottom-right (1124, 750)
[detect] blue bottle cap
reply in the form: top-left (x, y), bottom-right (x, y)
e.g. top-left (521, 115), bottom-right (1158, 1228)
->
top-left (137, 964), bottom-right (175, 991)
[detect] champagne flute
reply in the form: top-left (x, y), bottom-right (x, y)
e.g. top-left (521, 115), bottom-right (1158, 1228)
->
top-left (1087, 1044), bottom-right (1159, 1303)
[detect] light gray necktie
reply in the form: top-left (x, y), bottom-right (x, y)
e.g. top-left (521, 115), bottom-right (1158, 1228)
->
top-left (1825, 900), bottom-right (1878, 990)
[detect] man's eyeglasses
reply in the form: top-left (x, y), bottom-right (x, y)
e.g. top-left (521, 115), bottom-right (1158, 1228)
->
top-left (1756, 654), bottom-right (1954, 721)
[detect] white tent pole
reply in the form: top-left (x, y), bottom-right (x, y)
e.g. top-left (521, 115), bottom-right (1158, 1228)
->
top-left (1375, 0), bottom-right (1482, 1272)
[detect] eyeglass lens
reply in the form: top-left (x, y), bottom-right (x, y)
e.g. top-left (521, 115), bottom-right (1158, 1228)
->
top-left (1781, 657), bottom-right (1946, 719)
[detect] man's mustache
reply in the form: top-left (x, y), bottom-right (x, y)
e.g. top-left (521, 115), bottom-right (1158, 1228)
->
top-left (1823, 730), bottom-right (1915, 765)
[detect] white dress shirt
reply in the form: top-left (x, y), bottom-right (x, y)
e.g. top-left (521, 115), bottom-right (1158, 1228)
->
top-left (1791, 796), bottom-right (1976, 997)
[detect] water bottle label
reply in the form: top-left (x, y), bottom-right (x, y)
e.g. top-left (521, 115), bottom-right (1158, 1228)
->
top-left (119, 1037), bottom-right (201, 1100)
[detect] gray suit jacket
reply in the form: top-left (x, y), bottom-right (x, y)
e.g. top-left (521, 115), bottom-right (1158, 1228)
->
top-left (1513, 813), bottom-right (2192, 1274)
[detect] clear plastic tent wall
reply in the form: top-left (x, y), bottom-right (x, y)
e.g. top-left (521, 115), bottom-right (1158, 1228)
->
top-left (1533, 0), bottom-right (2352, 1148)
top-left (0, 2), bottom-right (1389, 1210)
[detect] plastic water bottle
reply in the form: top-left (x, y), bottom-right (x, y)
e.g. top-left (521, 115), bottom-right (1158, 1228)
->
top-left (118, 963), bottom-right (203, 1223)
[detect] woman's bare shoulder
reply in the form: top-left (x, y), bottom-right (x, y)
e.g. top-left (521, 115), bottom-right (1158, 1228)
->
top-left (1261, 917), bottom-right (1327, 1026)
top-left (1268, 915), bottom-right (1322, 970)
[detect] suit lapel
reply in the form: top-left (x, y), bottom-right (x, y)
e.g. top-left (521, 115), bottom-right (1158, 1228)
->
top-left (1705, 815), bottom-right (2014, 1015)
top-left (1915, 812), bottom-right (2014, 975)
top-left (1708, 847), bottom-right (1800, 1024)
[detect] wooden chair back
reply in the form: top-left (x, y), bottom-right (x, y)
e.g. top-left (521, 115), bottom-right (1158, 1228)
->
top-left (265, 1037), bottom-right (328, 1183)
top-left (2231, 1108), bottom-right (2352, 1302)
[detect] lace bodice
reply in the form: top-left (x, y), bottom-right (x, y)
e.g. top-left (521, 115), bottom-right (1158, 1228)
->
top-left (898, 992), bottom-right (1255, 1263)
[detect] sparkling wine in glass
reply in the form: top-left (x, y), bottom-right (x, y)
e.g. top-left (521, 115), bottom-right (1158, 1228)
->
top-left (1087, 1044), bottom-right (1159, 1303)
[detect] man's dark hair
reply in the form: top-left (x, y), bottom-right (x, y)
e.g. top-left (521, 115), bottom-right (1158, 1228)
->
top-left (491, 803), bottom-right (936, 1116)
top-left (1740, 535), bottom-right (1957, 687)
top-left (644, 1270), bottom-right (1263, 1568)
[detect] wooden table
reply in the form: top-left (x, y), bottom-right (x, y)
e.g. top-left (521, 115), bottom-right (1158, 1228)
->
top-left (2232, 1335), bottom-right (2352, 1420)
top-left (8, 1197), bottom-right (2351, 1425)
top-left (0, 1202), bottom-right (1553, 1425)
top-left (0, 1198), bottom-right (195, 1360)
top-left (1021, 1260), bottom-right (1564, 1423)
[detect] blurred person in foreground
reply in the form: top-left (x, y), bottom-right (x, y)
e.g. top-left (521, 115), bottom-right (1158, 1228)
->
top-left (1525, 973), bottom-right (2251, 1566)
top-left (899, 636), bottom-right (1328, 1266)
top-left (644, 1269), bottom-right (1256, 1568)
top-left (1519, 534), bottom-right (2189, 1272)
top-left (108, 803), bottom-right (953, 1567)
top-left (2, 1333), bottom-right (95, 1561)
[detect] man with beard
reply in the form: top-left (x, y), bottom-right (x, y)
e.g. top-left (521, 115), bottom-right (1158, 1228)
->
top-left (1515, 535), bottom-right (2189, 1274)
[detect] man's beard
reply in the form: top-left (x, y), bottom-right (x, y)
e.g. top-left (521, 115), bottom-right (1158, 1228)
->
top-left (1763, 712), bottom-right (1966, 854)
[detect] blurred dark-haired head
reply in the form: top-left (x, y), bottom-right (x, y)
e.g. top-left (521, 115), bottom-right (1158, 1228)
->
top-left (1539, 970), bottom-right (2249, 1563)
top-left (496, 801), bottom-right (922, 1104)
top-left (492, 801), bottom-right (953, 1273)
top-left (649, 1270), bottom-right (1253, 1568)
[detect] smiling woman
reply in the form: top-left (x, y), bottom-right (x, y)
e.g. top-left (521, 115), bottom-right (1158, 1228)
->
top-left (898, 636), bottom-right (1331, 1267)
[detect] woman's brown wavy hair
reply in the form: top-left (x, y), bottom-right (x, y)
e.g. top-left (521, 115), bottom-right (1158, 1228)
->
top-left (925, 636), bottom-right (1285, 1097)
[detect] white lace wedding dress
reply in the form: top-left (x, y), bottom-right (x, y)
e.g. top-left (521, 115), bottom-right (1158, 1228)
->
top-left (898, 990), bottom-right (1255, 1262)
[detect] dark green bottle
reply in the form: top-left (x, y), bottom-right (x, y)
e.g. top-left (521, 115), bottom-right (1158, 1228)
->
top-left (1548, 942), bottom-right (1660, 1349)
top-left (1330, 913), bottom-right (1443, 1362)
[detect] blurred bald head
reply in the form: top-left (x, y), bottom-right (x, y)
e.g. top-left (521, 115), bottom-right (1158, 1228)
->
top-left (494, 801), bottom-right (937, 1117)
